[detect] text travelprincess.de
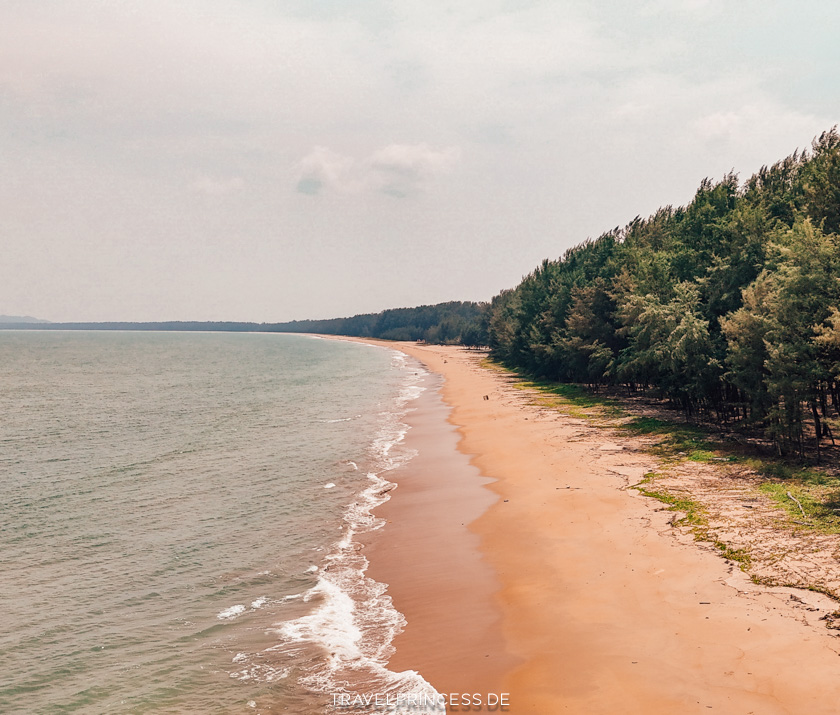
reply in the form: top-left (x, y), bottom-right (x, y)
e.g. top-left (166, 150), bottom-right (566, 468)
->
top-left (332, 692), bottom-right (510, 712)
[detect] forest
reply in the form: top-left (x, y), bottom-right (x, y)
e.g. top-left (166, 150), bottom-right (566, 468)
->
top-left (486, 128), bottom-right (840, 458)
top-left (2, 302), bottom-right (489, 346)
top-left (269, 301), bottom-right (488, 345)
top-left (8, 130), bottom-right (839, 458)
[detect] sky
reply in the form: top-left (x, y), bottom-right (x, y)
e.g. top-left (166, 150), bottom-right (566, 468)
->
top-left (1, 0), bottom-right (838, 322)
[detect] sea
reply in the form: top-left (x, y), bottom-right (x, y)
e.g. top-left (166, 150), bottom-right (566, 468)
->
top-left (0, 330), bottom-right (442, 714)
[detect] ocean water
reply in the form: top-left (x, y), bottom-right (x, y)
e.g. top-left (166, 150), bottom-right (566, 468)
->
top-left (0, 331), bottom-right (438, 714)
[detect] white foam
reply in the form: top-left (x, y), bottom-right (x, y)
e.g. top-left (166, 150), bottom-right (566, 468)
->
top-left (263, 350), bottom-right (441, 710)
top-left (338, 527), bottom-right (354, 549)
top-left (324, 482), bottom-right (336, 489)
top-left (275, 578), bottom-right (363, 663)
top-left (305, 565), bottom-right (318, 573)
top-left (217, 604), bottom-right (246, 620)
top-left (273, 573), bottom-right (439, 709)
top-left (251, 596), bottom-right (268, 609)
top-left (229, 660), bottom-right (290, 682)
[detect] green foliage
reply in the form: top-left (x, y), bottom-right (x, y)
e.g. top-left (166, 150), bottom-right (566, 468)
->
top-left (519, 378), bottom-right (626, 417)
top-left (620, 417), bottom-right (719, 460)
top-left (632, 474), bottom-right (707, 528)
top-left (758, 482), bottom-right (840, 533)
top-left (271, 301), bottom-right (490, 345)
top-left (488, 128), bottom-right (840, 458)
top-left (802, 128), bottom-right (840, 234)
top-left (713, 541), bottom-right (752, 567)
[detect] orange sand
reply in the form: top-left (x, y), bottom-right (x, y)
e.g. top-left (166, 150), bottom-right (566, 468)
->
top-left (360, 377), bottom-right (516, 697)
top-left (346, 338), bottom-right (840, 714)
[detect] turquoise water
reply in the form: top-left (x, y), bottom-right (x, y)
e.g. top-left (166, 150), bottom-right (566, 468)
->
top-left (0, 331), bottom-right (435, 714)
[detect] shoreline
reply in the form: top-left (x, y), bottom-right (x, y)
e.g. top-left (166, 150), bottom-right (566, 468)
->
top-left (360, 370), bottom-right (514, 696)
top-left (331, 337), bottom-right (840, 713)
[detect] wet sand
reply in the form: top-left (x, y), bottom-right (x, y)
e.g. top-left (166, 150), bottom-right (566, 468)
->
top-left (360, 371), bottom-right (516, 697)
top-left (351, 339), bottom-right (840, 714)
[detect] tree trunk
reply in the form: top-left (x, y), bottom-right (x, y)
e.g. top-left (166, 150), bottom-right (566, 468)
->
top-left (811, 400), bottom-right (822, 462)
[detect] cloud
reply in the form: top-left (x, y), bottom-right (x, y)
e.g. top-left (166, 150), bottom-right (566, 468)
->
top-left (296, 143), bottom-right (461, 197)
top-left (2, 0), bottom-right (837, 324)
top-left (366, 143), bottom-right (461, 197)
top-left (687, 99), bottom-right (824, 160)
top-left (295, 146), bottom-right (359, 195)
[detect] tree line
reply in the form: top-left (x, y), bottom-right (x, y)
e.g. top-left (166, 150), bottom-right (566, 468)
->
top-left (486, 129), bottom-right (840, 459)
top-left (3, 302), bottom-right (490, 347)
top-left (271, 301), bottom-right (489, 346)
top-left (9, 130), bottom-right (838, 456)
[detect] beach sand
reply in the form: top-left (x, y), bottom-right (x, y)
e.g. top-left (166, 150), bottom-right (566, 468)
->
top-left (355, 339), bottom-right (840, 714)
top-left (360, 375), bottom-right (515, 697)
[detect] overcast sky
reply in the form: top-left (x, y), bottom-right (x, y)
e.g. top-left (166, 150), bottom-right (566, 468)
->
top-left (2, 0), bottom-right (838, 322)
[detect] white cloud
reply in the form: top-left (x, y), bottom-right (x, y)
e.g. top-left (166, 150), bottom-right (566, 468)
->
top-left (296, 143), bottom-right (461, 197)
top-left (1, 0), bottom-right (838, 322)
top-left (295, 146), bottom-right (360, 195)
top-left (687, 99), bottom-right (825, 163)
top-left (366, 144), bottom-right (461, 197)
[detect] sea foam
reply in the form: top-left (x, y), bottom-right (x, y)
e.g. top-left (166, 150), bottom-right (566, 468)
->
top-left (217, 604), bottom-right (246, 620)
top-left (268, 350), bottom-right (440, 710)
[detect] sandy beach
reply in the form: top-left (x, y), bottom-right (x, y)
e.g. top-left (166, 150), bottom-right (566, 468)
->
top-left (359, 340), bottom-right (840, 714)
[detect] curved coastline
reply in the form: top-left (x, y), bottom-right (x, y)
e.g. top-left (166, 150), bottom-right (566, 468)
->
top-left (332, 337), bottom-right (840, 713)
top-left (358, 357), bottom-right (514, 698)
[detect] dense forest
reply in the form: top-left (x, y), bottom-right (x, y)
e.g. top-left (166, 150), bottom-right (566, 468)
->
top-left (270, 301), bottom-right (488, 345)
top-left (8, 130), bottom-right (838, 457)
top-left (0, 302), bottom-right (489, 346)
top-left (486, 128), bottom-right (840, 458)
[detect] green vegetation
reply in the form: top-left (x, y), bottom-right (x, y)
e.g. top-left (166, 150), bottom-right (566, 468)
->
top-left (633, 472), bottom-right (707, 528)
top-left (619, 417), bottom-right (721, 462)
top-left (486, 128), bottom-right (840, 459)
top-left (634, 473), bottom-right (752, 568)
top-left (757, 480), bottom-right (840, 533)
top-left (268, 301), bottom-right (489, 345)
top-left (515, 378), bottom-right (626, 418)
top-left (713, 541), bottom-right (752, 568)
top-left (507, 368), bottom-right (840, 576)
top-left (3, 302), bottom-right (491, 347)
top-left (11, 129), bottom-right (840, 461)
top-left (624, 392), bottom-right (840, 535)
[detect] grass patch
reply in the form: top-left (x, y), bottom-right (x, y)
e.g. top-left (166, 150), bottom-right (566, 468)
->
top-left (633, 474), bottom-right (752, 570)
top-left (490, 364), bottom-right (739, 466)
top-left (743, 458), bottom-right (829, 484)
top-left (479, 357), bottom-right (511, 373)
top-left (632, 473), bottom-right (707, 529)
top-left (620, 416), bottom-right (672, 434)
top-left (620, 417), bottom-right (722, 462)
top-left (479, 358), bottom-right (626, 419)
top-left (735, 452), bottom-right (840, 532)
top-left (757, 482), bottom-right (840, 533)
top-left (687, 449), bottom-right (717, 462)
top-left (479, 359), bottom-right (606, 418)
top-left (476, 358), bottom-right (840, 601)
top-left (713, 540), bottom-right (752, 568)
top-left (527, 380), bottom-right (622, 411)
top-left (511, 378), bottom-right (625, 420)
